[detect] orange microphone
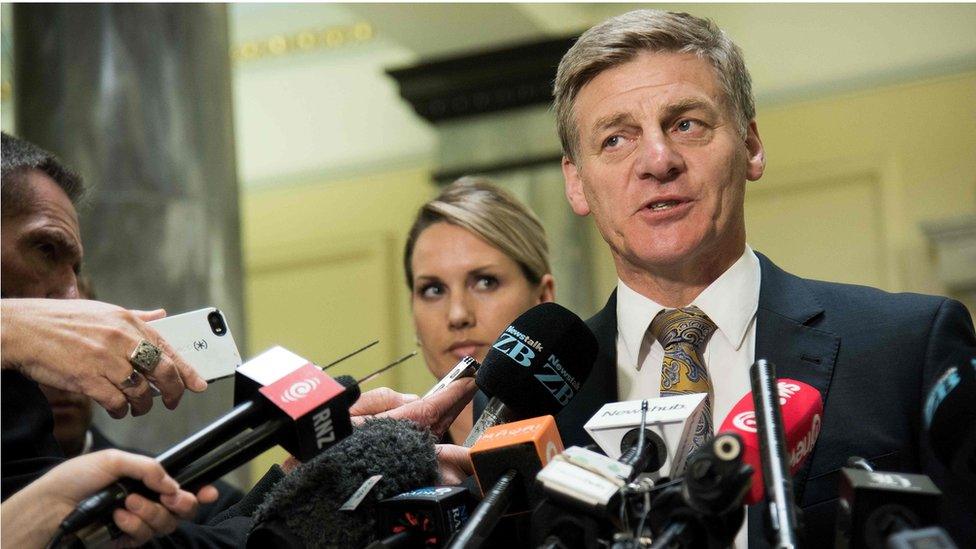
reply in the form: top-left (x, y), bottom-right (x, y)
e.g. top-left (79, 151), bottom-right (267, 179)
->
top-left (447, 415), bottom-right (564, 549)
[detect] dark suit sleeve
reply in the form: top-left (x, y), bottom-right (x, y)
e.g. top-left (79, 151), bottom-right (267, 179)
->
top-left (919, 298), bottom-right (976, 545)
top-left (141, 466), bottom-right (285, 548)
top-left (1, 371), bottom-right (65, 501)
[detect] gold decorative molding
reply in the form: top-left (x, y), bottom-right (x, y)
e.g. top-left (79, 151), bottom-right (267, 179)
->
top-left (231, 22), bottom-right (374, 64)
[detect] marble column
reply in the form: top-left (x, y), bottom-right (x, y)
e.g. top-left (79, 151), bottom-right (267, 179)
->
top-left (13, 4), bottom-right (245, 481)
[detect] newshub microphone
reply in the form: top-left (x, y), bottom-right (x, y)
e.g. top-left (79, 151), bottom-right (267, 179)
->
top-left (584, 393), bottom-right (707, 477)
top-left (448, 415), bottom-right (565, 549)
top-left (464, 302), bottom-right (597, 446)
top-left (51, 347), bottom-right (359, 546)
top-left (249, 418), bottom-right (440, 549)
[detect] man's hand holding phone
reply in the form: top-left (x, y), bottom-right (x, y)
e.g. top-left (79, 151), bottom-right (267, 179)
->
top-left (1, 298), bottom-right (208, 418)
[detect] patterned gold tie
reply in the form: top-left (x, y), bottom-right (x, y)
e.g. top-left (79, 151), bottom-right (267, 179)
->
top-left (649, 306), bottom-right (717, 455)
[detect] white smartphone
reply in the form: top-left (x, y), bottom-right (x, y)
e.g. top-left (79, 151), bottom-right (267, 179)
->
top-left (148, 307), bottom-right (242, 382)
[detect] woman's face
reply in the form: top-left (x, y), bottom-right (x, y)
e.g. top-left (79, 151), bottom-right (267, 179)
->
top-left (411, 222), bottom-right (554, 380)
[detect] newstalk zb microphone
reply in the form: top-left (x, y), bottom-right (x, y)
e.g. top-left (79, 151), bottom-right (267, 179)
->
top-left (464, 302), bottom-right (596, 446)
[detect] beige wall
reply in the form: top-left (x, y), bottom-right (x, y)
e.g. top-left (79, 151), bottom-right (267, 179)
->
top-left (241, 167), bottom-right (438, 477)
top-left (589, 72), bottom-right (976, 306)
top-left (242, 71), bottom-right (975, 482)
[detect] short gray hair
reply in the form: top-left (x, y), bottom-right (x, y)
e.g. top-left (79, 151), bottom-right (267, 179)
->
top-left (1, 132), bottom-right (85, 218)
top-left (404, 176), bottom-right (551, 288)
top-left (554, 9), bottom-right (755, 161)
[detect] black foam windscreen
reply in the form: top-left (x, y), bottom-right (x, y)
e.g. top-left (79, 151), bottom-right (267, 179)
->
top-left (476, 302), bottom-right (597, 417)
top-left (250, 418), bottom-right (439, 548)
top-left (925, 355), bottom-right (976, 485)
top-left (334, 374), bottom-right (361, 404)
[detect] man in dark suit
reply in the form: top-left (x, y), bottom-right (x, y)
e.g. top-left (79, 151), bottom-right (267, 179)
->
top-left (547, 9), bottom-right (976, 547)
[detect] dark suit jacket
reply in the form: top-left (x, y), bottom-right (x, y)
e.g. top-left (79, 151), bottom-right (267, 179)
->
top-left (0, 374), bottom-right (265, 547)
top-left (527, 252), bottom-right (975, 547)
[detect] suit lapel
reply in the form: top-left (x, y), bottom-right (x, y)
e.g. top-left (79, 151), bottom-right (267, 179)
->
top-left (748, 253), bottom-right (840, 548)
top-left (557, 292), bottom-right (619, 447)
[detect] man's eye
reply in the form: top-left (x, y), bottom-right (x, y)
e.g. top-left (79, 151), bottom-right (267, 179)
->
top-left (602, 135), bottom-right (622, 149)
top-left (474, 276), bottom-right (498, 290)
top-left (36, 243), bottom-right (58, 260)
top-left (676, 119), bottom-right (698, 132)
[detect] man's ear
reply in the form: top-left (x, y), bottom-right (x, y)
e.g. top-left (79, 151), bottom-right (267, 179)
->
top-left (562, 156), bottom-right (591, 216)
top-left (745, 120), bottom-right (765, 182)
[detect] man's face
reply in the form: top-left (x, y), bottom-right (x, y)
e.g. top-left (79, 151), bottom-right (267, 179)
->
top-left (562, 51), bottom-right (765, 280)
top-left (1, 169), bottom-right (83, 299)
top-left (2, 170), bottom-right (90, 455)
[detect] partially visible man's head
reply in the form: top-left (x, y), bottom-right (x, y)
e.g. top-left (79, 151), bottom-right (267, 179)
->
top-left (1, 132), bottom-right (85, 299)
top-left (553, 9), bottom-right (754, 162)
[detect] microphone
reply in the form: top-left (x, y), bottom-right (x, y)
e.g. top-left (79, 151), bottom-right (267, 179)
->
top-left (618, 400), bottom-right (669, 480)
top-left (924, 355), bottom-right (976, 487)
top-left (370, 486), bottom-right (478, 548)
top-left (584, 393), bottom-right (706, 477)
top-left (645, 433), bottom-right (753, 549)
top-left (249, 418), bottom-right (440, 549)
top-left (749, 358), bottom-right (802, 548)
top-left (835, 458), bottom-right (947, 549)
top-left (718, 376), bottom-right (823, 505)
top-left (56, 346), bottom-right (417, 546)
top-left (447, 415), bottom-right (564, 549)
top-left (52, 351), bottom-right (361, 545)
top-left (464, 302), bottom-right (597, 447)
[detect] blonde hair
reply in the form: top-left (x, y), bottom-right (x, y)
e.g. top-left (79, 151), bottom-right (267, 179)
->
top-left (404, 176), bottom-right (550, 287)
top-left (554, 9), bottom-right (754, 161)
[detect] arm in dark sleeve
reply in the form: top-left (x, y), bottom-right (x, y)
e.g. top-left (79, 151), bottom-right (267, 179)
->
top-left (142, 465), bottom-right (285, 548)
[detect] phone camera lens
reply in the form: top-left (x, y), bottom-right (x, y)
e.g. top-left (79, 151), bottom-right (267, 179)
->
top-left (207, 311), bottom-right (227, 336)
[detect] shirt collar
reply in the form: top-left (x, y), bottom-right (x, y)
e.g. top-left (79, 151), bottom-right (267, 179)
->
top-left (615, 245), bottom-right (761, 369)
top-left (691, 245), bottom-right (761, 352)
top-left (616, 277), bottom-right (666, 369)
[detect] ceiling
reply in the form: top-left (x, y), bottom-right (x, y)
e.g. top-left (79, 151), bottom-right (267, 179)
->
top-left (231, 3), bottom-right (976, 106)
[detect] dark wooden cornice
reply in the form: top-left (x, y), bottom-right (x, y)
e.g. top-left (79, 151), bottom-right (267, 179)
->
top-left (387, 36), bottom-right (577, 123)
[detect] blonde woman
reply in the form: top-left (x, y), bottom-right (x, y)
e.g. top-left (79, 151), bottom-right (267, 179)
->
top-left (404, 177), bottom-right (555, 444)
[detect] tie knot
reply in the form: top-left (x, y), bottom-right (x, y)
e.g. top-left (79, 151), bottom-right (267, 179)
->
top-left (649, 306), bottom-right (717, 350)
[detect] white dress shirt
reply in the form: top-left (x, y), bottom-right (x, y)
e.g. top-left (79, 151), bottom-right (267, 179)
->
top-left (615, 245), bottom-right (761, 548)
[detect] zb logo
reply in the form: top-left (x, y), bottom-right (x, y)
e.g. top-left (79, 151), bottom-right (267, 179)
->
top-left (493, 332), bottom-right (536, 367)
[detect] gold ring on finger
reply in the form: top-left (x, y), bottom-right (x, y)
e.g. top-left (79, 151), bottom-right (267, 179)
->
top-left (129, 339), bottom-right (163, 374)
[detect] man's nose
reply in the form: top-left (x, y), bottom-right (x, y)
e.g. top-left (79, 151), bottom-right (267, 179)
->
top-left (634, 131), bottom-right (685, 183)
top-left (447, 292), bottom-right (475, 330)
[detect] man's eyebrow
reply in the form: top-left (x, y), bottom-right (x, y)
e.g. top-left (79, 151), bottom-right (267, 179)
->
top-left (660, 97), bottom-right (718, 122)
top-left (26, 227), bottom-right (83, 261)
top-left (590, 112), bottom-right (633, 135)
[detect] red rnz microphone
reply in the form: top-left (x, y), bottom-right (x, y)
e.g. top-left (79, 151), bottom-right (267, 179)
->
top-left (718, 379), bottom-right (823, 504)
